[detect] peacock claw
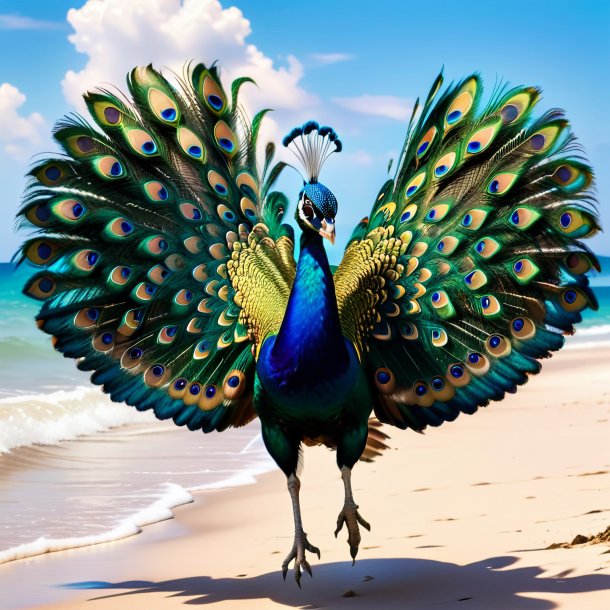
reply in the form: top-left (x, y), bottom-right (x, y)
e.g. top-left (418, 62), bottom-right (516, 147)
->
top-left (334, 501), bottom-right (371, 565)
top-left (281, 530), bottom-right (320, 586)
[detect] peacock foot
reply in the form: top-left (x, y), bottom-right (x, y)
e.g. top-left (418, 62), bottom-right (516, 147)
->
top-left (334, 501), bottom-right (371, 564)
top-left (281, 529), bottom-right (321, 587)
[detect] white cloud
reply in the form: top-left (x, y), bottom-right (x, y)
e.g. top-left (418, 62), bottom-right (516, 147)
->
top-left (309, 53), bottom-right (354, 66)
top-left (0, 83), bottom-right (45, 161)
top-left (0, 14), bottom-right (62, 30)
top-left (62, 0), bottom-right (321, 161)
top-left (332, 94), bottom-right (413, 121)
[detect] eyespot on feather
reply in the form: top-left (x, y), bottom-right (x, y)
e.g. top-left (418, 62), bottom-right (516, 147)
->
top-left (168, 377), bottom-right (188, 399)
top-left (93, 331), bottom-right (114, 352)
top-left (193, 339), bottom-right (211, 360)
top-left (34, 162), bottom-right (69, 186)
top-left (125, 128), bottom-right (158, 156)
top-left (184, 382), bottom-right (202, 406)
top-left (147, 265), bottom-right (169, 285)
top-left (512, 258), bottom-right (539, 284)
top-left (446, 362), bottom-right (471, 387)
top-left (464, 269), bottom-right (487, 290)
top-left (209, 242), bottom-right (228, 260)
top-left (488, 172), bottom-right (519, 195)
top-left (143, 180), bottom-right (169, 202)
top-left (445, 78), bottom-right (476, 130)
top-left (217, 204), bottom-right (237, 224)
top-left (559, 287), bottom-right (588, 312)
top-left (485, 334), bottom-right (512, 358)
top-left (95, 156), bottom-right (124, 179)
top-left (109, 265), bottom-right (131, 286)
top-left (117, 309), bottom-right (143, 336)
top-left (174, 288), bottom-right (194, 306)
top-left (73, 307), bottom-right (101, 329)
top-left (236, 172), bottom-right (259, 198)
top-left (473, 237), bottom-right (500, 259)
top-left (510, 317), bottom-right (536, 340)
top-left (553, 164), bottom-right (592, 192)
top-left (416, 126), bottom-right (437, 159)
top-left (183, 236), bottom-right (203, 254)
top-left (25, 240), bottom-right (61, 265)
top-left (499, 90), bottom-right (537, 124)
top-left (144, 364), bottom-right (170, 387)
top-left (192, 264), bottom-right (208, 282)
top-left (436, 235), bottom-right (460, 256)
top-left (207, 170), bottom-right (229, 197)
top-left (400, 204), bottom-right (418, 224)
top-left (223, 370), bottom-right (246, 400)
top-left (375, 368), bottom-right (395, 394)
top-left (461, 209), bottom-right (488, 230)
top-left (179, 202), bottom-right (203, 222)
top-left (72, 249), bottom-right (100, 274)
top-left (404, 171), bottom-right (426, 199)
top-left (65, 135), bottom-right (99, 157)
top-left (480, 294), bottom-right (501, 316)
top-left (132, 282), bottom-right (157, 303)
top-left (433, 151), bottom-right (457, 178)
top-left (199, 384), bottom-right (224, 411)
top-left (401, 322), bottom-right (419, 340)
top-left (177, 127), bottom-right (205, 161)
top-left (148, 88), bottom-right (179, 123)
top-left (214, 121), bottom-right (237, 156)
top-left (141, 236), bottom-right (169, 257)
top-left (25, 275), bottom-right (56, 300)
top-left (202, 75), bottom-right (226, 113)
top-left (465, 352), bottom-right (490, 375)
top-left (120, 345), bottom-right (144, 369)
top-left (424, 202), bottom-right (451, 223)
top-left (508, 207), bottom-right (541, 230)
top-left (91, 101), bottom-right (123, 126)
top-left (527, 124), bottom-right (562, 153)
top-left (431, 328), bottom-right (448, 347)
top-left (105, 217), bottom-right (134, 240)
top-left (158, 325), bottom-right (178, 345)
top-left (564, 252), bottom-right (592, 275)
top-left (465, 122), bottom-right (501, 155)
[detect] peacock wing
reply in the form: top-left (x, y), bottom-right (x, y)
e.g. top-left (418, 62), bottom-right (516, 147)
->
top-left (335, 72), bottom-right (600, 431)
top-left (17, 63), bottom-right (295, 433)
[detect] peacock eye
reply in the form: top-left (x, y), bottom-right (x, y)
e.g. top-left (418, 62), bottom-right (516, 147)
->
top-left (303, 201), bottom-right (314, 220)
top-left (326, 217), bottom-right (335, 224)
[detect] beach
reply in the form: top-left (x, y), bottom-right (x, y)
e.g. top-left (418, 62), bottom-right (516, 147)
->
top-left (1, 343), bottom-right (608, 609)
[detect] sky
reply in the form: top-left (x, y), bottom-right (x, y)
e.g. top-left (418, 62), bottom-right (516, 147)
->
top-left (0, 0), bottom-right (609, 264)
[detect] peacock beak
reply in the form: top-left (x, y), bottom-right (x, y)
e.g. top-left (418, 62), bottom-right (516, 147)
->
top-left (319, 220), bottom-right (336, 245)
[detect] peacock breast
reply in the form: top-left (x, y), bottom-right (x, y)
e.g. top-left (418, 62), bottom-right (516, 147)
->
top-left (255, 335), bottom-right (361, 418)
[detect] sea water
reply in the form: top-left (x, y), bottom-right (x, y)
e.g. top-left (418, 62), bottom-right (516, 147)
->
top-left (1, 261), bottom-right (609, 564)
top-left (0, 264), bottom-right (275, 564)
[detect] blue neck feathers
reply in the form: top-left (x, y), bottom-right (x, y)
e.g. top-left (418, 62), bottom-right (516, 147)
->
top-left (271, 231), bottom-right (348, 375)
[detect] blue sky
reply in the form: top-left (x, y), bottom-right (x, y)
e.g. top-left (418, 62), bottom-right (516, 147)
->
top-left (1, 0), bottom-right (608, 263)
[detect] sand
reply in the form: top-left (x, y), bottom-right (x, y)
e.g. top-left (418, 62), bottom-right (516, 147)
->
top-left (1, 345), bottom-right (609, 609)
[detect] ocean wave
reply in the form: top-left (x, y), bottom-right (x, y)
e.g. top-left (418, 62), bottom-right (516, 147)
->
top-left (0, 386), bottom-right (155, 454)
top-left (0, 483), bottom-right (194, 565)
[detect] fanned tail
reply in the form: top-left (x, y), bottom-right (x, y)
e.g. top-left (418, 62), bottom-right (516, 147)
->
top-left (337, 72), bottom-right (600, 432)
top-left (16, 63), bottom-right (292, 433)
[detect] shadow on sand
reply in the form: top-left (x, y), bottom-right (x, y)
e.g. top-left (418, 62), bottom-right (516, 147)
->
top-left (62, 555), bottom-right (610, 609)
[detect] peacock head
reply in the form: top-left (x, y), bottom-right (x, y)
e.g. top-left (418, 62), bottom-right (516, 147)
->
top-left (297, 182), bottom-right (337, 244)
top-left (283, 121), bottom-right (342, 245)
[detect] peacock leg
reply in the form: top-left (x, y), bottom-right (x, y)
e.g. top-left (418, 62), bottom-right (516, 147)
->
top-left (334, 465), bottom-right (370, 564)
top-left (281, 473), bottom-right (321, 586)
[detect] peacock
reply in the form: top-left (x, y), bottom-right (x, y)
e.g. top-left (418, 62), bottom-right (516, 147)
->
top-left (17, 62), bottom-right (600, 585)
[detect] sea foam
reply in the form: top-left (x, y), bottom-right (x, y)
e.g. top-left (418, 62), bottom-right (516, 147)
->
top-left (0, 386), bottom-right (155, 454)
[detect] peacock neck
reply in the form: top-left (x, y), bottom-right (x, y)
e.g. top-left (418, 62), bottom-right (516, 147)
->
top-left (271, 231), bottom-right (348, 372)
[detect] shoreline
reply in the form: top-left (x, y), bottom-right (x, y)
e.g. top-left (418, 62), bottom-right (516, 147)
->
top-left (1, 345), bottom-right (609, 609)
